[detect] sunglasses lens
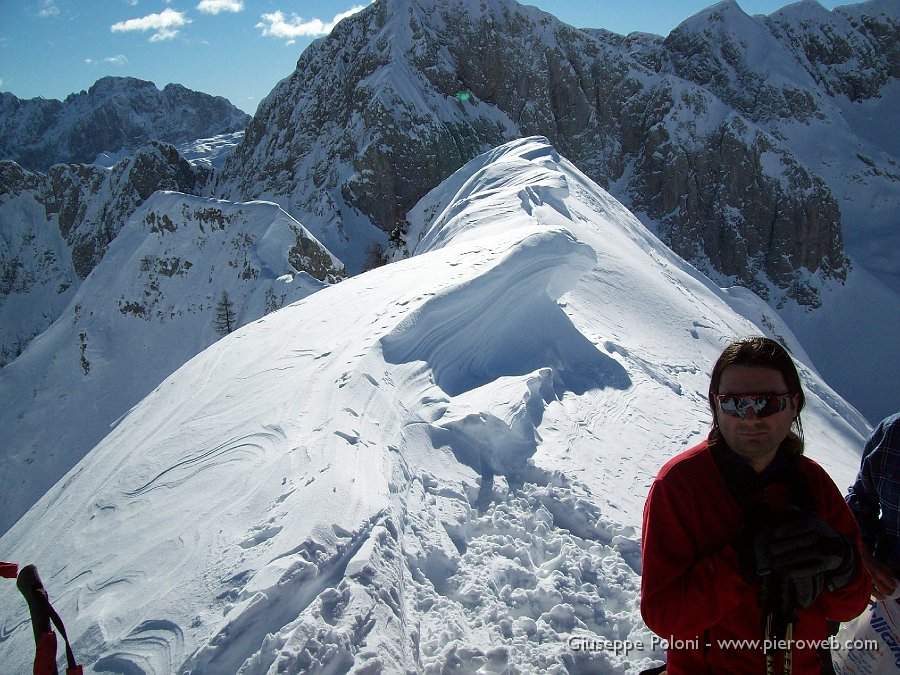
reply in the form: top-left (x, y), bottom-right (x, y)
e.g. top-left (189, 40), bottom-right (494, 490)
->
top-left (718, 395), bottom-right (788, 419)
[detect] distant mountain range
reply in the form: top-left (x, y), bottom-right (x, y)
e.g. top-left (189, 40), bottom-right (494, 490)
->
top-left (0, 76), bottom-right (250, 172)
top-left (1, 0), bottom-right (898, 532)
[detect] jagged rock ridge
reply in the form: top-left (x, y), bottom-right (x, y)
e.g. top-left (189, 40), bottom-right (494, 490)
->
top-left (218, 0), bottom-right (897, 311)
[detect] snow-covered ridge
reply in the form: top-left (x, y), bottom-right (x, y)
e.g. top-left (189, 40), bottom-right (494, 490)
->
top-left (211, 0), bottom-right (899, 422)
top-left (0, 137), bottom-right (868, 673)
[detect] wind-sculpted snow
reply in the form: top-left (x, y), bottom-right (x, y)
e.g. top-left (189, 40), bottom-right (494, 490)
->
top-left (382, 229), bottom-right (628, 397)
top-left (0, 138), bottom-right (870, 673)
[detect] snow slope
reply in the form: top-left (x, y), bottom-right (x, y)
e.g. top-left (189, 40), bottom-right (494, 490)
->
top-left (0, 138), bottom-right (871, 673)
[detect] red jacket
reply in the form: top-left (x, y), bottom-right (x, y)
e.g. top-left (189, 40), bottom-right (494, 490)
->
top-left (640, 441), bottom-right (871, 674)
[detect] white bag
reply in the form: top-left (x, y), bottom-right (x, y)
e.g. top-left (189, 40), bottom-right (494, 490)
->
top-left (833, 599), bottom-right (900, 675)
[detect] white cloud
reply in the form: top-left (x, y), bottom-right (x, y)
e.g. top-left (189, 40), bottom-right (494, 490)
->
top-left (38, 1), bottom-right (60, 18)
top-left (197, 0), bottom-right (244, 14)
top-left (149, 28), bottom-right (180, 42)
top-left (110, 8), bottom-right (190, 42)
top-left (86, 55), bottom-right (129, 66)
top-left (256, 4), bottom-right (368, 41)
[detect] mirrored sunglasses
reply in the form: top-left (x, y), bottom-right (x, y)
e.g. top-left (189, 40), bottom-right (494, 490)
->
top-left (716, 393), bottom-right (792, 419)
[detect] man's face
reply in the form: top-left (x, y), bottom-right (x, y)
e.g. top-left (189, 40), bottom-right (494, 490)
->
top-left (715, 365), bottom-right (799, 473)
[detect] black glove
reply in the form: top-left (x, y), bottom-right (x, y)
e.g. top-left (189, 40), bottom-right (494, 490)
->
top-left (787, 572), bottom-right (825, 609)
top-left (767, 506), bottom-right (856, 589)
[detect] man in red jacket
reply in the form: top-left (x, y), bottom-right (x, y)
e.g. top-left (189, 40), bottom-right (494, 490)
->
top-left (640, 337), bottom-right (871, 674)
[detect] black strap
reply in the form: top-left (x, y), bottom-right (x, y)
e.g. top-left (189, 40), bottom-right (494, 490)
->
top-left (47, 601), bottom-right (78, 672)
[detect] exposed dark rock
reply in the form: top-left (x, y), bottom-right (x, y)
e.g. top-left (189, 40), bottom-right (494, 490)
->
top-left (216, 0), bottom-right (884, 304)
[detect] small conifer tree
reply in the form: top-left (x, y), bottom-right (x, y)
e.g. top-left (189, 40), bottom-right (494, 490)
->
top-left (214, 290), bottom-right (237, 336)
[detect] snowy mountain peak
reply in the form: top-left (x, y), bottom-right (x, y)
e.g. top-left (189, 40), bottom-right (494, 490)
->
top-left (698, 0), bottom-right (747, 18)
top-left (668, 0), bottom-right (811, 84)
top-left (771, 0), bottom-right (833, 21)
top-left (83, 75), bottom-right (160, 100)
top-left (673, 0), bottom-right (756, 32)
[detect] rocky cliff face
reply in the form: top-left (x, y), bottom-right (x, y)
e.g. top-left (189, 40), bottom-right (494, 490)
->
top-left (642, 0), bottom-right (898, 301)
top-left (215, 0), bottom-right (519, 270)
top-left (765, 0), bottom-right (899, 102)
top-left (0, 76), bottom-right (251, 172)
top-left (218, 0), bottom-right (897, 309)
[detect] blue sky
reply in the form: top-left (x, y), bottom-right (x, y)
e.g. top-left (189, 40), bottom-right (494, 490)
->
top-left (1, 0), bottom-right (843, 114)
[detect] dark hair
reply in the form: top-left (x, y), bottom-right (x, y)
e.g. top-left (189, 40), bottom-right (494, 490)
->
top-left (708, 336), bottom-right (805, 454)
